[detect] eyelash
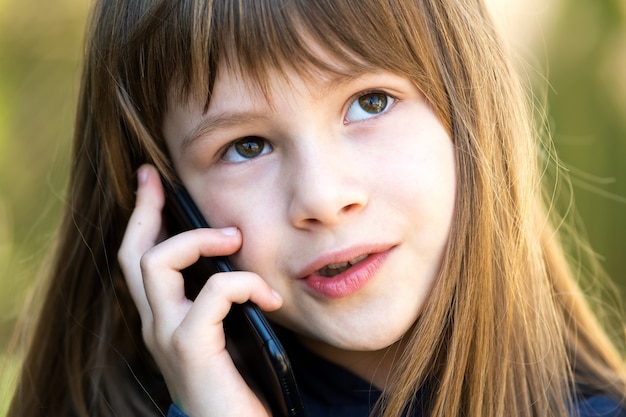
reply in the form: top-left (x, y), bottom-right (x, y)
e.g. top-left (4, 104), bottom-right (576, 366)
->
top-left (344, 90), bottom-right (397, 124)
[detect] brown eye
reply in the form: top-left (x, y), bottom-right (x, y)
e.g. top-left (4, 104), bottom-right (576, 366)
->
top-left (222, 136), bottom-right (272, 162)
top-left (358, 93), bottom-right (388, 114)
top-left (236, 137), bottom-right (264, 158)
top-left (346, 91), bottom-right (395, 122)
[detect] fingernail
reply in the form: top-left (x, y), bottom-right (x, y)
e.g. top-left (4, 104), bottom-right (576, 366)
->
top-left (271, 289), bottom-right (283, 301)
top-left (137, 166), bottom-right (149, 186)
top-left (220, 227), bottom-right (239, 236)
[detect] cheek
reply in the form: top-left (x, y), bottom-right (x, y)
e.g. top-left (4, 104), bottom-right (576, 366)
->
top-left (383, 130), bottom-right (457, 249)
top-left (381, 140), bottom-right (456, 213)
top-left (196, 188), bottom-right (285, 274)
top-left (233, 224), bottom-right (280, 272)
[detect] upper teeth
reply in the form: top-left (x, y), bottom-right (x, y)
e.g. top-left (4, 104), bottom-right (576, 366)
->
top-left (326, 254), bottom-right (368, 270)
top-left (318, 254), bottom-right (368, 277)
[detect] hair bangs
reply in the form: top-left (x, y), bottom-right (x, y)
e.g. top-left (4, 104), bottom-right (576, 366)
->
top-left (165, 0), bottom-right (432, 109)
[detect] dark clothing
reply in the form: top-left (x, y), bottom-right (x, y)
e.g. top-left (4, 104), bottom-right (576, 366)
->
top-left (288, 337), bottom-right (382, 416)
top-left (167, 343), bottom-right (626, 417)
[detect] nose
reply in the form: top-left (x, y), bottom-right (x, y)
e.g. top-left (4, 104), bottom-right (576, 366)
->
top-left (287, 144), bottom-right (368, 229)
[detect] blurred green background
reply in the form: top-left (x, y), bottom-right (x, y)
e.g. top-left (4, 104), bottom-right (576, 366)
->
top-left (0, 0), bottom-right (90, 412)
top-left (0, 0), bottom-right (624, 413)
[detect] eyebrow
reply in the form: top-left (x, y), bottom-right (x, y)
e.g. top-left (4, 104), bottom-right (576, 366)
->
top-left (180, 111), bottom-right (271, 152)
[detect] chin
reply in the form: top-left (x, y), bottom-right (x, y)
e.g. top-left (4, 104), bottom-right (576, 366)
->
top-left (268, 302), bottom-right (418, 353)
top-left (334, 332), bottom-right (405, 352)
top-left (303, 321), bottom-right (410, 354)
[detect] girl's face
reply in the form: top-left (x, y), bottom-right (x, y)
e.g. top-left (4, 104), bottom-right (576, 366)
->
top-left (163, 64), bottom-right (456, 360)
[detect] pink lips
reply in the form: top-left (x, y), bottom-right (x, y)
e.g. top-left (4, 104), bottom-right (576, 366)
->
top-left (298, 245), bottom-right (395, 298)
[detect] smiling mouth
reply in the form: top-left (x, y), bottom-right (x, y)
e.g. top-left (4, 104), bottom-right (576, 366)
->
top-left (317, 254), bottom-right (369, 277)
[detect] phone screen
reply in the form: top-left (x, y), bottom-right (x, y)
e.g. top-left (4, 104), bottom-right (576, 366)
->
top-left (161, 178), bottom-right (306, 417)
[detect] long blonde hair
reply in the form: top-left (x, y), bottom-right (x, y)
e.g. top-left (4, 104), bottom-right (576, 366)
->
top-left (9, 0), bottom-right (626, 416)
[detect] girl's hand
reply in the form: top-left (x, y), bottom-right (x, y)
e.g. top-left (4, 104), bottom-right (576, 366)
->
top-left (118, 164), bottom-right (283, 417)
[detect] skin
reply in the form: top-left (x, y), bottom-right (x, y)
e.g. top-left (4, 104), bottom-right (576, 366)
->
top-left (119, 64), bottom-right (456, 416)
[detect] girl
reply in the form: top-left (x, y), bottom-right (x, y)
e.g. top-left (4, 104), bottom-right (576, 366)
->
top-left (7, 0), bottom-right (626, 416)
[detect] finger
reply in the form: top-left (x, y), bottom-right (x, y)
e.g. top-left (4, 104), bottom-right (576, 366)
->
top-left (118, 164), bottom-right (165, 320)
top-left (176, 271), bottom-right (283, 353)
top-left (140, 227), bottom-right (244, 332)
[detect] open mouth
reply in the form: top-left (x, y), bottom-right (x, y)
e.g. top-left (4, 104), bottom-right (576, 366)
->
top-left (317, 254), bottom-right (369, 277)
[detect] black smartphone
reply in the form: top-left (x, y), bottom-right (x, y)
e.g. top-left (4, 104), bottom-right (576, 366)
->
top-left (161, 178), bottom-right (306, 417)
